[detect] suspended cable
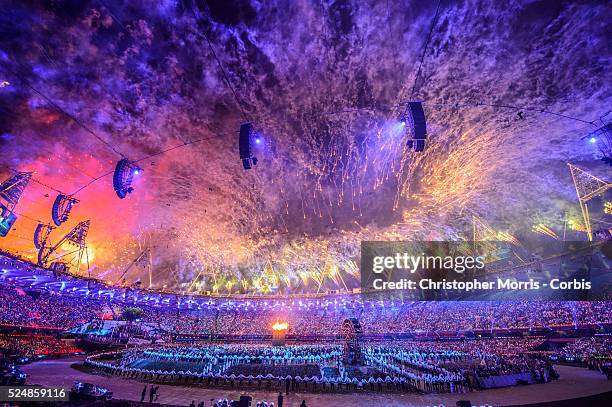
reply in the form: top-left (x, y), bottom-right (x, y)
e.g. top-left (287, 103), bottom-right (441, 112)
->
top-left (70, 169), bottom-right (115, 197)
top-left (11, 210), bottom-right (45, 225)
top-left (2, 52), bottom-right (116, 181)
top-left (1, 165), bottom-right (64, 195)
top-left (420, 101), bottom-right (598, 126)
top-left (71, 131), bottom-right (234, 196)
top-left (317, 100), bottom-right (598, 126)
top-left (190, 0), bottom-right (250, 123)
top-left (63, 161), bottom-right (97, 180)
top-left (1, 65), bottom-right (126, 158)
top-left (94, 0), bottom-right (207, 149)
top-left (320, 107), bottom-right (387, 116)
top-left (410, 0), bottom-right (443, 99)
top-left (134, 131), bottom-right (235, 163)
top-left (25, 176), bottom-right (64, 194)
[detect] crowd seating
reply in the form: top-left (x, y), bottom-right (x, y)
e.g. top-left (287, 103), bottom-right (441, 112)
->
top-left (0, 334), bottom-right (81, 357)
top-left (556, 337), bottom-right (612, 359)
top-left (0, 283), bottom-right (611, 336)
top-left (0, 286), bottom-right (105, 329)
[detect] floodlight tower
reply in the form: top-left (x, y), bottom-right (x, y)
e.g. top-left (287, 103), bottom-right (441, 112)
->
top-left (0, 172), bottom-right (32, 237)
top-left (568, 164), bottom-right (611, 241)
top-left (37, 220), bottom-right (91, 275)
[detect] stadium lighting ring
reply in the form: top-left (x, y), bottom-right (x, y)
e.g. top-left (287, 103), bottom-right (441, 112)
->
top-left (113, 158), bottom-right (142, 199)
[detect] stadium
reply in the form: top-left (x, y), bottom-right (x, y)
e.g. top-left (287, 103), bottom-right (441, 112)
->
top-left (0, 1), bottom-right (611, 406)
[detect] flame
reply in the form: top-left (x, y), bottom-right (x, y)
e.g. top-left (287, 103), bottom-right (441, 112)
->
top-left (272, 321), bottom-right (288, 331)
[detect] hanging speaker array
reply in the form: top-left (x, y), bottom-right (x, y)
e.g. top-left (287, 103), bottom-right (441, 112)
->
top-left (113, 158), bottom-right (142, 199)
top-left (239, 122), bottom-right (259, 170)
top-left (51, 194), bottom-right (79, 226)
top-left (402, 101), bottom-right (428, 152)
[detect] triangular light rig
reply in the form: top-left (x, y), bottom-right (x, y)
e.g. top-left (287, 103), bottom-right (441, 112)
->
top-left (37, 220), bottom-right (91, 276)
top-left (0, 171), bottom-right (32, 237)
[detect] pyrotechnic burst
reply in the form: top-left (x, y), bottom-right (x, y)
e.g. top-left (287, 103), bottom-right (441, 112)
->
top-left (0, 1), bottom-right (609, 294)
top-left (532, 224), bottom-right (560, 240)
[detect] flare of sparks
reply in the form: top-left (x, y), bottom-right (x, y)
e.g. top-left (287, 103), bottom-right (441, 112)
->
top-left (272, 322), bottom-right (289, 331)
top-left (532, 223), bottom-right (559, 240)
top-left (1, 2), bottom-right (608, 296)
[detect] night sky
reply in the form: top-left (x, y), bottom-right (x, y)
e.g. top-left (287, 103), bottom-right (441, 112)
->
top-left (0, 0), bottom-right (610, 294)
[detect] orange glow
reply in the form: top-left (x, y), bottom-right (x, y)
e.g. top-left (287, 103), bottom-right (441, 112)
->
top-left (272, 322), bottom-right (288, 331)
top-left (81, 247), bottom-right (95, 264)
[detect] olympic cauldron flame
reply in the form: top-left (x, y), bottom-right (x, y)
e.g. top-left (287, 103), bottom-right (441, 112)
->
top-left (272, 322), bottom-right (288, 331)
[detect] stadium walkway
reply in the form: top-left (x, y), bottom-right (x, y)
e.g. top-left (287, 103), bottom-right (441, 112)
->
top-left (22, 357), bottom-right (612, 407)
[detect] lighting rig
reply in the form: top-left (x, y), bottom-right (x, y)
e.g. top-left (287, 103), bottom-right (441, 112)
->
top-left (568, 164), bottom-right (611, 241)
top-left (0, 172), bottom-right (32, 237)
top-left (37, 220), bottom-right (91, 276)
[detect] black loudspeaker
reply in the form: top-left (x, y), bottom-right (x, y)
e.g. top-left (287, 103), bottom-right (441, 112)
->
top-left (239, 123), bottom-right (252, 160)
top-left (239, 123), bottom-right (257, 170)
top-left (406, 101), bottom-right (427, 152)
top-left (456, 401), bottom-right (472, 407)
top-left (238, 395), bottom-right (252, 407)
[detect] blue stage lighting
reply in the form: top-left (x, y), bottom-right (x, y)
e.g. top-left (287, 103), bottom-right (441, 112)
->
top-left (589, 137), bottom-right (597, 143)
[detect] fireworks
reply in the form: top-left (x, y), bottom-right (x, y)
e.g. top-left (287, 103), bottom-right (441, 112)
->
top-left (567, 219), bottom-right (587, 232)
top-left (0, 1), bottom-right (608, 294)
top-left (532, 224), bottom-right (559, 240)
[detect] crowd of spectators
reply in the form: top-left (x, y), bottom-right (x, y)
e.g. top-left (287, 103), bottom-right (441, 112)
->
top-left (0, 285), bottom-right (105, 329)
top-left (1, 283), bottom-right (611, 336)
top-left (147, 300), bottom-right (612, 336)
top-left (0, 334), bottom-right (81, 357)
top-left (377, 338), bottom-right (547, 356)
top-left (556, 337), bottom-right (612, 359)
